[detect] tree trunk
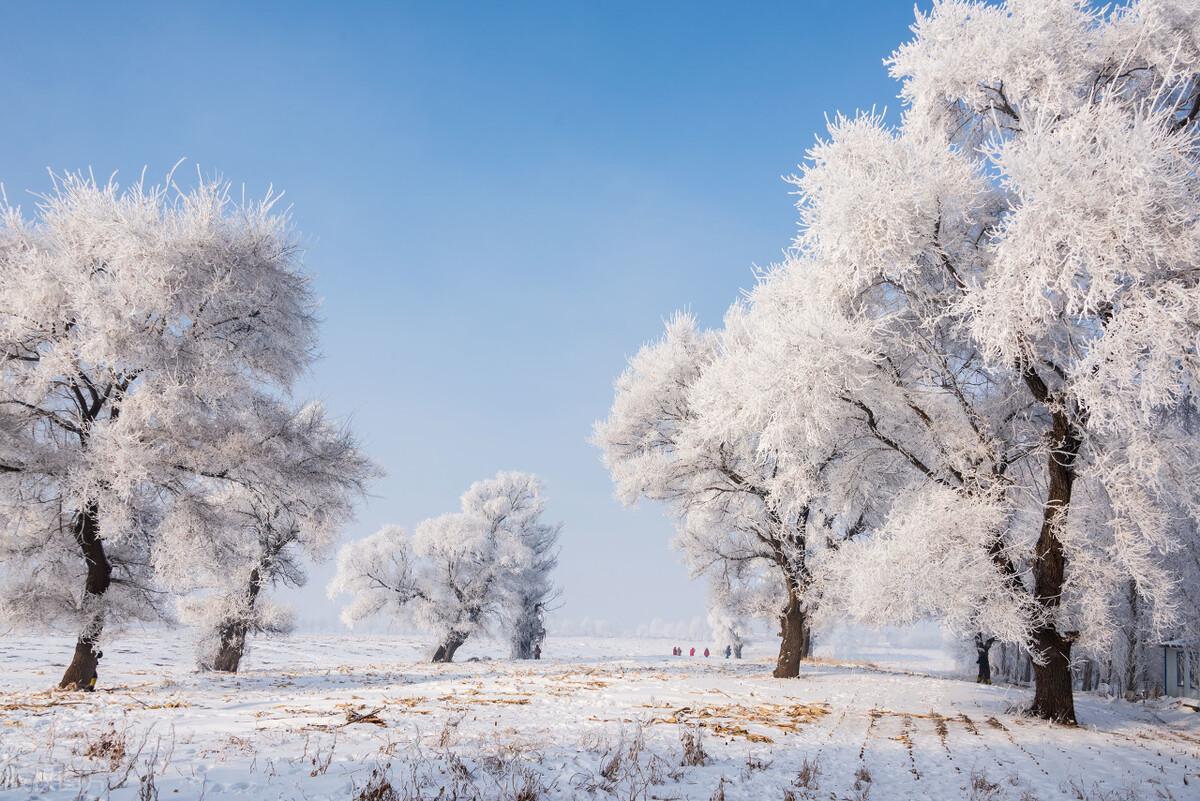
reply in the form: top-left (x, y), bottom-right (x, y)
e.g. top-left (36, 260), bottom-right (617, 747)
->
top-left (975, 634), bottom-right (996, 684)
top-left (1023, 369), bottom-right (1082, 725)
top-left (60, 502), bottom-right (111, 691)
top-left (765, 508), bottom-right (810, 679)
top-left (510, 601), bottom-right (546, 660)
top-left (432, 630), bottom-right (468, 663)
top-left (205, 568), bottom-right (263, 674)
top-left (1123, 581), bottom-right (1141, 699)
top-left (733, 643), bottom-right (743, 659)
top-left (210, 624), bottom-right (249, 673)
top-left (1030, 628), bottom-right (1076, 723)
top-left (511, 633), bottom-right (533, 660)
top-left (774, 586), bottom-right (811, 678)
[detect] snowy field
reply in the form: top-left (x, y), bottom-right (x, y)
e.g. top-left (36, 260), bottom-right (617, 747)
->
top-left (0, 632), bottom-right (1197, 801)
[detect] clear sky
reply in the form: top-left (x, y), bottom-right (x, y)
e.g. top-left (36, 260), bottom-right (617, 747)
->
top-left (1, 1), bottom-right (924, 633)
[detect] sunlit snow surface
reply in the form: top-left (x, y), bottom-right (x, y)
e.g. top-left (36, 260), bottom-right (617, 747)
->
top-left (0, 632), bottom-right (1196, 800)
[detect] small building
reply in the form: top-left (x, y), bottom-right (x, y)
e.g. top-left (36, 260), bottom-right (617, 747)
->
top-left (1162, 641), bottom-right (1200, 703)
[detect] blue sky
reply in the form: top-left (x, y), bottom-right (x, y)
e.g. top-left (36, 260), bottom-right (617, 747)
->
top-left (1, 1), bottom-right (922, 633)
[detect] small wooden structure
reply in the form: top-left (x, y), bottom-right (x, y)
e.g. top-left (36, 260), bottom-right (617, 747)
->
top-left (1162, 640), bottom-right (1200, 706)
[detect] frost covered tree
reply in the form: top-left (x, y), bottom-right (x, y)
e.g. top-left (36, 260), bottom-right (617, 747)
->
top-left (881, 0), bottom-right (1199, 723)
top-left (326, 524), bottom-right (420, 629)
top-left (493, 476), bottom-right (560, 660)
top-left (936, 0), bottom-right (1200, 723)
top-left (707, 572), bottom-right (759, 659)
top-left (593, 313), bottom-right (839, 678)
top-left (733, 0), bottom-right (1200, 723)
top-left (453, 471), bottom-right (560, 660)
top-left (329, 471), bottom-right (559, 663)
top-left (0, 172), bottom-right (320, 690)
top-left (169, 401), bottom-right (377, 673)
top-left (974, 633), bottom-right (997, 685)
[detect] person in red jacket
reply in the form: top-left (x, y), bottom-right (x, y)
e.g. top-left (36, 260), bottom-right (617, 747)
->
top-left (689, 647), bottom-right (695, 657)
top-left (703, 648), bottom-right (710, 657)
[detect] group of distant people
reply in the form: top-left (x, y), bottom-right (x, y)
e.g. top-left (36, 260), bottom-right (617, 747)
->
top-left (671, 645), bottom-right (733, 658)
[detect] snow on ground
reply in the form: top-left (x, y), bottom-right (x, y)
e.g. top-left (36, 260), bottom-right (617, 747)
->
top-left (0, 631), bottom-right (1196, 800)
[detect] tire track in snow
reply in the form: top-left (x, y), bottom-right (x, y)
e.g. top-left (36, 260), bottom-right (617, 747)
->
top-left (929, 711), bottom-right (957, 769)
top-left (781, 685), bottom-right (863, 797)
top-left (1014, 716), bottom-right (1199, 795)
top-left (910, 711), bottom-right (980, 795)
top-left (854, 707), bottom-right (884, 798)
top-left (947, 711), bottom-right (1028, 783)
top-left (913, 709), bottom-right (965, 794)
top-left (899, 714), bottom-right (919, 779)
top-left (984, 715), bottom-right (1049, 778)
top-left (859, 708), bottom-right (879, 762)
top-left (805, 685), bottom-right (856, 764)
top-left (860, 708), bottom-right (925, 795)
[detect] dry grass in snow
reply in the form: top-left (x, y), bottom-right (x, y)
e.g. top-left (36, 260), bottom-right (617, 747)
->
top-left (0, 632), bottom-right (1196, 800)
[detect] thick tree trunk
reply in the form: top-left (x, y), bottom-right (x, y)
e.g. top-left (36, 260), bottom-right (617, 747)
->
top-left (206, 568), bottom-right (263, 674)
top-left (511, 633), bottom-right (533, 660)
top-left (510, 602), bottom-right (546, 660)
top-left (60, 502), bottom-right (111, 691)
top-left (1123, 581), bottom-right (1141, 699)
top-left (975, 634), bottom-right (996, 684)
top-left (1030, 628), bottom-right (1075, 723)
top-left (61, 639), bottom-right (103, 692)
top-left (432, 630), bottom-right (468, 663)
top-left (211, 625), bottom-right (249, 673)
top-left (1022, 369), bottom-right (1082, 724)
top-left (774, 586), bottom-right (811, 678)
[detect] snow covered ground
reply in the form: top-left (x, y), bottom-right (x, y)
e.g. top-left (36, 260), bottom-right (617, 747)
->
top-left (1, 631), bottom-right (1196, 800)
